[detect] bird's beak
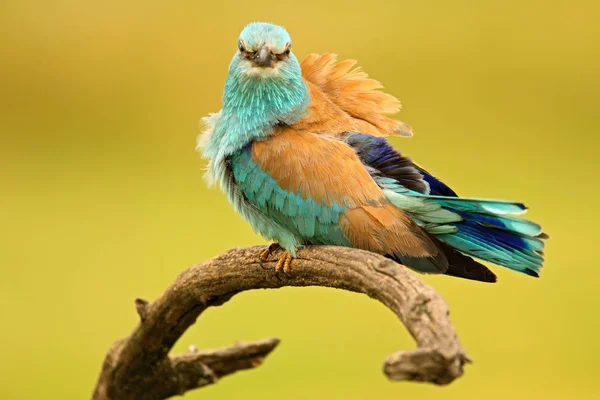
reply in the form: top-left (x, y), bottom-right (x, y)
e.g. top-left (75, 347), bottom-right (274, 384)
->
top-left (253, 45), bottom-right (274, 68)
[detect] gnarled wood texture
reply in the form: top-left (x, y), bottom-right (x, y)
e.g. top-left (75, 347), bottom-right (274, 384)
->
top-left (93, 245), bottom-right (470, 399)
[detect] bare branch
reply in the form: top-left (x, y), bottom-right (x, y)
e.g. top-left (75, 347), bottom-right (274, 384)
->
top-left (93, 245), bottom-right (470, 399)
top-left (134, 298), bottom-right (149, 322)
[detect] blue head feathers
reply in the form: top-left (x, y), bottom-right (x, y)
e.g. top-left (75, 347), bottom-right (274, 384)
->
top-left (238, 22), bottom-right (292, 54)
top-left (203, 22), bottom-right (309, 162)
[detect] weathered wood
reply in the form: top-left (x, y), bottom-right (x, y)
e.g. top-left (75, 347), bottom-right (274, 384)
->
top-left (93, 245), bottom-right (469, 399)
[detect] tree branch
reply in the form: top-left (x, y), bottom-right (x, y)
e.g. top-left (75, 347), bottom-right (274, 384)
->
top-left (93, 245), bottom-right (470, 399)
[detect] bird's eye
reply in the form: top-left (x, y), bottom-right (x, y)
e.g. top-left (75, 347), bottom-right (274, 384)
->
top-left (238, 40), bottom-right (246, 52)
top-left (275, 43), bottom-right (291, 61)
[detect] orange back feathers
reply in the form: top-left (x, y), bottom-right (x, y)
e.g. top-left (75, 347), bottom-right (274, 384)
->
top-left (295, 53), bottom-right (413, 137)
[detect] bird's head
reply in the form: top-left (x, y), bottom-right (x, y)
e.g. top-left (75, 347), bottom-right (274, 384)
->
top-left (230, 22), bottom-right (299, 79)
top-left (215, 22), bottom-right (309, 153)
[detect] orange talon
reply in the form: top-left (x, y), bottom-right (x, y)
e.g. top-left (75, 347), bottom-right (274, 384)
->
top-left (259, 249), bottom-right (270, 263)
top-left (258, 243), bottom-right (281, 268)
top-left (275, 251), bottom-right (294, 273)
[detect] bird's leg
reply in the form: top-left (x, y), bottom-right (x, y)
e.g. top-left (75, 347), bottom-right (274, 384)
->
top-left (258, 243), bottom-right (281, 269)
top-left (275, 251), bottom-right (294, 273)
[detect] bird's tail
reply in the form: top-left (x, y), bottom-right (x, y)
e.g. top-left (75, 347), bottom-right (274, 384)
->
top-left (425, 196), bottom-right (547, 278)
top-left (436, 240), bottom-right (498, 283)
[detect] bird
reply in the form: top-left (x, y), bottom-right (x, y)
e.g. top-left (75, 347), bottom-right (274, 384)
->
top-left (198, 22), bottom-right (547, 283)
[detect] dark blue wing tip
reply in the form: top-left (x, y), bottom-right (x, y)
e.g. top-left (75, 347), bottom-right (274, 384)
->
top-left (524, 268), bottom-right (540, 278)
top-left (420, 170), bottom-right (458, 197)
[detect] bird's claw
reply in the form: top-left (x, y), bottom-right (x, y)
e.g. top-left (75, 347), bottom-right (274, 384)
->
top-left (258, 243), bottom-right (282, 270)
top-left (275, 251), bottom-right (294, 273)
top-left (258, 243), bottom-right (294, 274)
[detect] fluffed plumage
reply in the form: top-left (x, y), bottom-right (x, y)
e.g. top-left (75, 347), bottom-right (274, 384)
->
top-left (198, 22), bottom-right (547, 283)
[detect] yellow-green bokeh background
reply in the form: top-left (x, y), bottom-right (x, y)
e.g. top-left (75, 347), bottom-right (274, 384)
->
top-left (2, 1), bottom-right (599, 398)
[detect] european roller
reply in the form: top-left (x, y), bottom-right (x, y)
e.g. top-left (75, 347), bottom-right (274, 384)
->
top-left (198, 22), bottom-right (547, 282)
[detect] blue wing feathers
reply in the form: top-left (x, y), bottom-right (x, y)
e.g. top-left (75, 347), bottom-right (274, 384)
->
top-left (342, 132), bottom-right (547, 278)
top-left (455, 211), bottom-right (543, 238)
top-left (231, 145), bottom-right (351, 247)
top-left (424, 197), bottom-right (527, 215)
top-left (418, 167), bottom-right (459, 197)
top-left (420, 196), bottom-right (545, 276)
top-left (233, 134), bottom-right (547, 279)
top-left (345, 133), bottom-right (430, 194)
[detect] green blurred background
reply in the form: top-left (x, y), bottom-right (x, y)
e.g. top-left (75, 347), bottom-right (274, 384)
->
top-left (2, 0), bottom-right (599, 398)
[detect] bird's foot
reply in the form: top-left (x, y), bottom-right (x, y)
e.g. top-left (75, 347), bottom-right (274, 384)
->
top-left (275, 251), bottom-right (294, 273)
top-left (258, 243), bottom-right (296, 273)
top-left (258, 243), bottom-right (282, 270)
